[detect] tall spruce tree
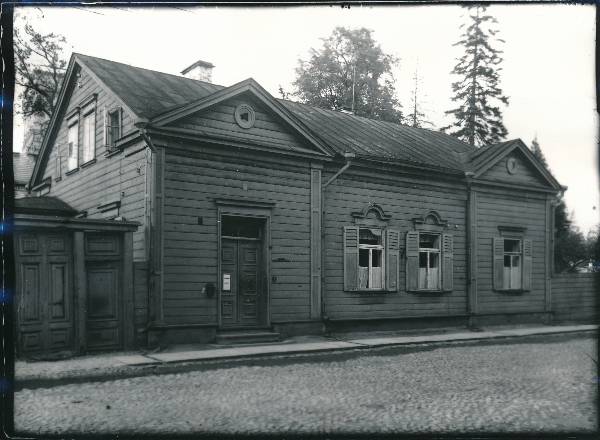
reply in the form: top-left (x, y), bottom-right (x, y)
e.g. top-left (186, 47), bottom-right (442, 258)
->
top-left (407, 65), bottom-right (432, 128)
top-left (443, 5), bottom-right (509, 146)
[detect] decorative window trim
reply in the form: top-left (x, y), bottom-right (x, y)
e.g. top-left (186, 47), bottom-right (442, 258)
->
top-left (79, 93), bottom-right (98, 110)
top-left (352, 203), bottom-right (392, 225)
top-left (65, 167), bottom-right (79, 176)
top-left (411, 210), bottom-right (449, 231)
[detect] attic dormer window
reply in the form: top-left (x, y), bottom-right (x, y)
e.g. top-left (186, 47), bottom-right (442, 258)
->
top-left (234, 104), bottom-right (255, 129)
top-left (67, 117), bottom-right (79, 171)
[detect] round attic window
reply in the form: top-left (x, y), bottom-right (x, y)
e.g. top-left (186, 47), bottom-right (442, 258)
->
top-left (234, 104), bottom-right (256, 129)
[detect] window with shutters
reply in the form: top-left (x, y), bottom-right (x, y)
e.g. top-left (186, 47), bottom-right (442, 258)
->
top-left (406, 211), bottom-right (453, 293)
top-left (343, 205), bottom-right (399, 293)
top-left (418, 233), bottom-right (440, 290)
top-left (493, 232), bottom-right (532, 292)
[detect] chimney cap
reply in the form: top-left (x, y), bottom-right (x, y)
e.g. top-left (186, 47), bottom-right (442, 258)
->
top-left (181, 60), bottom-right (215, 75)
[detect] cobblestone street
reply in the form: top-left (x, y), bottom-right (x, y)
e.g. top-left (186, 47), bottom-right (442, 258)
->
top-left (15, 335), bottom-right (597, 435)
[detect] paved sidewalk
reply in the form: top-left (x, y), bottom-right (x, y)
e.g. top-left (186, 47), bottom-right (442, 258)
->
top-left (14, 323), bottom-right (597, 388)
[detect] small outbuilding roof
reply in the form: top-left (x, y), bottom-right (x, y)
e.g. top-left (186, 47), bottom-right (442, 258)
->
top-left (14, 196), bottom-right (78, 216)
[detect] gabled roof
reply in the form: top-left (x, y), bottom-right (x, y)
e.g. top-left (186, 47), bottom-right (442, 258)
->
top-left (30, 54), bottom-right (562, 191)
top-left (13, 152), bottom-right (36, 185)
top-left (466, 138), bottom-right (563, 190)
top-left (75, 54), bottom-right (223, 120)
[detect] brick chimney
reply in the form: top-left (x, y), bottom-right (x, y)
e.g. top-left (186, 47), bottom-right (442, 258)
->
top-left (181, 60), bottom-right (214, 82)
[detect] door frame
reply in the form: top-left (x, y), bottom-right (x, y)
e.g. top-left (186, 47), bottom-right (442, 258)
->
top-left (216, 199), bottom-right (275, 329)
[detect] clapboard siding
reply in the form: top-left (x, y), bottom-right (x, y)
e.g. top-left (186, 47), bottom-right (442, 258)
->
top-left (133, 261), bottom-right (148, 346)
top-left (161, 143), bottom-right (312, 325)
top-left (40, 67), bottom-right (147, 261)
top-left (170, 94), bottom-right (317, 154)
top-left (475, 189), bottom-right (547, 313)
top-left (552, 273), bottom-right (599, 322)
top-left (323, 167), bottom-right (468, 320)
top-left (481, 150), bottom-right (547, 187)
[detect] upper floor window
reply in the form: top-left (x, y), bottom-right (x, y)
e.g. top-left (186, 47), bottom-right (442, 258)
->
top-left (82, 110), bottom-right (96, 163)
top-left (67, 120), bottom-right (78, 171)
top-left (105, 107), bottom-right (122, 148)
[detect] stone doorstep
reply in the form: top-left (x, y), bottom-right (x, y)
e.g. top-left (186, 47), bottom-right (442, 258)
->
top-left (15, 324), bottom-right (598, 382)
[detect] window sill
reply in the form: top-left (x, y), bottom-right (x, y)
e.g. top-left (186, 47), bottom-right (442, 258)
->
top-left (80, 158), bottom-right (97, 169)
top-left (65, 167), bottom-right (79, 176)
top-left (54, 176), bottom-right (62, 182)
top-left (408, 289), bottom-right (449, 294)
top-left (495, 289), bottom-right (528, 294)
top-left (352, 289), bottom-right (392, 294)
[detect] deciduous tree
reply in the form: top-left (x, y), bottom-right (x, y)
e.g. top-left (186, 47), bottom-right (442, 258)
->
top-left (292, 27), bottom-right (403, 123)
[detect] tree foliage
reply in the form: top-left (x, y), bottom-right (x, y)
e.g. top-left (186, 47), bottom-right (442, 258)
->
top-left (443, 5), bottom-right (509, 146)
top-left (292, 27), bottom-right (403, 123)
top-left (14, 21), bottom-right (68, 119)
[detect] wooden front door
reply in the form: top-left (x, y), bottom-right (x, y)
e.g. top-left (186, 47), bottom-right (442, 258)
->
top-left (220, 238), bottom-right (263, 327)
top-left (16, 232), bottom-right (74, 355)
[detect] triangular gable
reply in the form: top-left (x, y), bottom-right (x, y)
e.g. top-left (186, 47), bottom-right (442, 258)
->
top-left (150, 78), bottom-right (334, 157)
top-left (470, 139), bottom-right (563, 190)
top-left (29, 54), bottom-right (140, 188)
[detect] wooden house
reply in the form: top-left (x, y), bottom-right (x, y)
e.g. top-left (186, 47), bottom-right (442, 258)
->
top-left (21, 53), bottom-right (564, 354)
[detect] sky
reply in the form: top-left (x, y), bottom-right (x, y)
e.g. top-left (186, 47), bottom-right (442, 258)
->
top-left (12, 4), bottom-right (598, 233)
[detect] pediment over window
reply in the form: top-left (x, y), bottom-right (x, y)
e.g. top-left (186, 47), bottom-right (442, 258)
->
top-left (412, 210), bottom-right (448, 230)
top-left (352, 203), bottom-right (391, 226)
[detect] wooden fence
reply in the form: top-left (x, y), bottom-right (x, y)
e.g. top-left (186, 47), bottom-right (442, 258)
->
top-left (551, 272), bottom-right (599, 323)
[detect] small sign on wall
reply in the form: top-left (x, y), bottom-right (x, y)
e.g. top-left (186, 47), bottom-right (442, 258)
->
top-left (223, 273), bottom-right (231, 291)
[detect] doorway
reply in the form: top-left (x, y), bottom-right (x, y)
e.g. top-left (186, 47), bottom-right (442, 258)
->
top-left (220, 215), bottom-right (267, 328)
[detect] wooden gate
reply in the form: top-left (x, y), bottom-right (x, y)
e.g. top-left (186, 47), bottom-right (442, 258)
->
top-left (16, 231), bottom-right (74, 355)
top-left (14, 199), bottom-right (139, 357)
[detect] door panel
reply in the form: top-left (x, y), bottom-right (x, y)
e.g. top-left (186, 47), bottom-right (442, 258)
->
top-left (86, 262), bottom-right (121, 350)
top-left (220, 239), bottom-right (263, 328)
top-left (221, 240), bottom-right (238, 326)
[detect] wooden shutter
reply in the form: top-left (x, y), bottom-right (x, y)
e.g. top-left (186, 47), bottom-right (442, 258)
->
top-left (343, 226), bottom-right (359, 291)
top-left (522, 239), bottom-right (532, 291)
top-left (385, 229), bottom-right (400, 292)
top-left (406, 231), bottom-right (419, 291)
top-left (442, 233), bottom-right (454, 291)
top-left (493, 237), bottom-right (505, 290)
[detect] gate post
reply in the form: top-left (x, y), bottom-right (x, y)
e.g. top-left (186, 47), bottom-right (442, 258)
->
top-left (73, 231), bottom-right (86, 354)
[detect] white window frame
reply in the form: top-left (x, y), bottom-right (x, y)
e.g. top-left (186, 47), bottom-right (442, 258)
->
top-left (503, 238), bottom-right (522, 290)
top-left (82, 109), bottom-right (96, 164)
top-left (418, 232), bottom-right (441, 290)
top-left (358, 227), bottom-right (385, 290)
top-left (67, 119), bottom-right (79, 171)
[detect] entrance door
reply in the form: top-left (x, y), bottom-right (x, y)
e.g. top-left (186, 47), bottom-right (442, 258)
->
top-left (16, 232), bottom-right (74, 355)
top-left (220, 216), bottom-right (265, 328)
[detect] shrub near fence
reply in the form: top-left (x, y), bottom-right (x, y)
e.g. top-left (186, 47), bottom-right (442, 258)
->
top-left (552, 272), bottom-right (599, 323)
